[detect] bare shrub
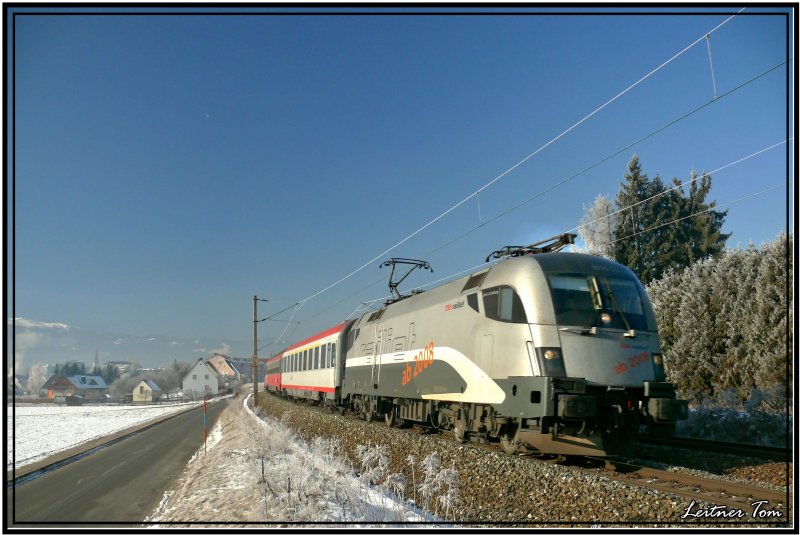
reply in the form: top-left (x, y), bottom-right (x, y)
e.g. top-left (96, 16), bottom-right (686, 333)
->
top-left (676, 387), bottom-right (790, 447)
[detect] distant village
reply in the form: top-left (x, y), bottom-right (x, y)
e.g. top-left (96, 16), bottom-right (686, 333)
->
top-left (8, 354), bottom-right (266, 405)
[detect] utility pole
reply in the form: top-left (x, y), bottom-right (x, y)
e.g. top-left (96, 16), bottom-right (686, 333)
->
top-left (252, 295), bottom-right (268, 409)
top-left (252, 295), bottom-right (259, 407)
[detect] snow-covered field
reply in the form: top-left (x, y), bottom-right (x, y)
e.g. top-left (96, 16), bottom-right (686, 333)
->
top-left (9, 394), bottom-right (453, 525)
top-left (7, 401), bottom-right (202, 470)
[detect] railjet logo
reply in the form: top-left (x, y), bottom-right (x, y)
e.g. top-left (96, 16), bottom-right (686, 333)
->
top-left (681, 500), bottom-right (783, 520)
top-left (444, 300), bottom-right (464, 312)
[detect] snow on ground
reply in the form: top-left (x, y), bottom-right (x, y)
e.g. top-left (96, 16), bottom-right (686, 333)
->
top-left (145, 394), bottom-right (440, 526)
top-left (8, 401), bottom-right (202, 470)
top-left (9, 393), bottom-right (451, 525)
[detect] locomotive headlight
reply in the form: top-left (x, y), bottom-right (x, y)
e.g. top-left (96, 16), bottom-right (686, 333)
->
top-left (600, 312), bottom-right (612, 324)
top-left (536, 347), bottom-right (566, 378)
top-left (652, 353), bottom-right (665, 381)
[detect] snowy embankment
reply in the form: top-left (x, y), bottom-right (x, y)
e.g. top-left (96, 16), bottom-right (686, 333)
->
top-left (8, 401), bottom-right (202, 470)
top-left (145, 394), bottom-right (439, 525)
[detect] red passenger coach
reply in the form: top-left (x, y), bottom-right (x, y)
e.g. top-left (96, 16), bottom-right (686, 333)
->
top-left (265, 352), bottom-right (283, 392)
top-left (272, 322), bottom-right (347, 403)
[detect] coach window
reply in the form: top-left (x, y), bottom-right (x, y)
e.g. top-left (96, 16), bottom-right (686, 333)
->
top-left (331, 342), bottom-right (336, 368)
top-left (315, 346), bottom-right (320, 369)
top-left (483, 285), bottom-right (527, 323)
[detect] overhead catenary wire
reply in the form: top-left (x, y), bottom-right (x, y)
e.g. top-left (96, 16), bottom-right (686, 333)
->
top-left (602, 184), bottom-right (785, 247)
top-left (265, 117), bottom-right (787, 352)
top-left (266, 176), bottom-right (783, 353)
top-left (344, 180), bottom-right (784, 319)
top-left (567, 138), bottom-right (790, 236)
top-left (289, 11), bottom-right (745, 309)
top-left (343, 137), bottom-right (789, 326)
top-left (421, 60), bottom-right (787, 259)
top-left (264, 102), bottom-right (787, 354)
top-left (262, 11), bottom-right (769, 352)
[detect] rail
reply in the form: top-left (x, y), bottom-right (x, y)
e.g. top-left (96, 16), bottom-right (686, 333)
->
top-left (638, 434), bottom-right (790, 462)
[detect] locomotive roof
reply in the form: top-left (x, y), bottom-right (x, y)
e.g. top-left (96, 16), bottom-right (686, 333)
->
top-left (289, 253), bottom-right (646, 338)
top-left (354, 252), bottom-right (645, 326)
top-left (528, 252), bottom-right (639, 279)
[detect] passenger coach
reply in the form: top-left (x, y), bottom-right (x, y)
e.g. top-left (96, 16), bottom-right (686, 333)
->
top-left (267, 323), bottom-right (348, 403)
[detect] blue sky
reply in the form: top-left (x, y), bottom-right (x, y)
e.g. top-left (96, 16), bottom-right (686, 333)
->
top-left (7, 6), bottom-right (793, 370)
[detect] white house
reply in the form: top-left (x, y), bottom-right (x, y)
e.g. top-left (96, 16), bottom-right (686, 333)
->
top-left (182, 358), bottom-right (219, 399)
top-left (133, 379), bottom-right (161, 403)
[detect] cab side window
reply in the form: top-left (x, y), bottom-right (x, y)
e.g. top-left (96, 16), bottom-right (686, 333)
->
top-left (482, 286), bottom-right (527, 323)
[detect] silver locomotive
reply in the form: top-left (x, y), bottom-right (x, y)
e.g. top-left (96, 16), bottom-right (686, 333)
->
top-left (268, 235), bottom-right (688, 457)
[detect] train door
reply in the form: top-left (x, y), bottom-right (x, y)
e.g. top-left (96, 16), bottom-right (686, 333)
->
top-left (372, 322), bottom-right (384, 388)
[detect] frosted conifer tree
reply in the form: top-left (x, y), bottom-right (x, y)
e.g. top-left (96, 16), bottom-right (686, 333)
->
top-left (647, 233), bottom-right (791, 407)
top-left (577, 194), bottom-right (615, 258)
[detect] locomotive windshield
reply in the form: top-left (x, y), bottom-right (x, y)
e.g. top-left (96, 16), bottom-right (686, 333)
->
top-left (547, 273), bottom-right (649, 331)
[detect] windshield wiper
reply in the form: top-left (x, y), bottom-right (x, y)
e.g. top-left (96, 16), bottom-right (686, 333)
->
top-left (560, 326), bottom-right (597, 336)
top-left (602, 279), bottom-right (636, 338)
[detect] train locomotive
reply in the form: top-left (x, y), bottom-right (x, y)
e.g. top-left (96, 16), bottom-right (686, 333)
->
top-left (265, 235), bottom-right (688, 457)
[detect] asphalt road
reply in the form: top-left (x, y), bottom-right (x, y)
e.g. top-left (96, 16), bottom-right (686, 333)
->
top-left (7, 396), bottom-right (230, 527)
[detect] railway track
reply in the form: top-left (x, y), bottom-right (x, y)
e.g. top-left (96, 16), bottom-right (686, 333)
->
top-left (396, 416), bottom-right (791, 522)
top-left (263, 393), bottom-right (793, 524)
top-left (427, 417), bottom-right (790, 520)
top-left (576, 457), bottom-right (791, 524)
top-left (638, 434), bottom-right (790, 462)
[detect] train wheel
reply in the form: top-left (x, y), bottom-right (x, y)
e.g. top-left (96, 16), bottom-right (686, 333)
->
top-left (454, 425), bottom-right (466, 443)
top-left (500, 434), bottom-right (519, 455)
